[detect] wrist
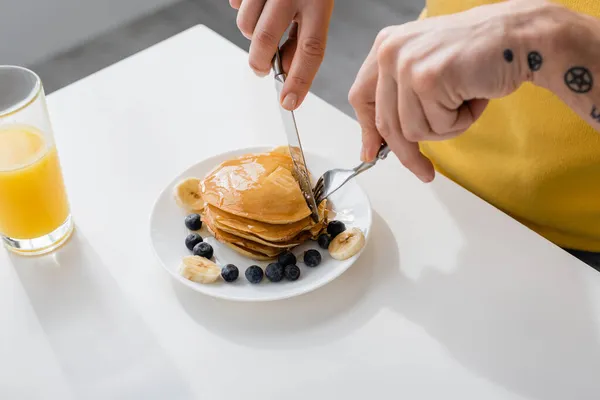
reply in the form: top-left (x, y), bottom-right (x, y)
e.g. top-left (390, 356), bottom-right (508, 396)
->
top-left (502, 1), bottom-right (564, 87)
top-left (513, 3), bottom-right (600, 91)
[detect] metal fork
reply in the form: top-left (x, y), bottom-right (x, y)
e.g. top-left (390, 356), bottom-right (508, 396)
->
top-left (314, 144), bottom-right (390, 204)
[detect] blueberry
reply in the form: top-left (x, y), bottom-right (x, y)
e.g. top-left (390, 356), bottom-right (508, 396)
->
top-left (317, 234), bottom-right (331, 250)
top-left (185, 233), bottom-right (203, 251)
top-left (304, 249), bottom-right (322, 268)
top-left (278, 251), bottom-right (297, 267)
top-left (245, 265), bottom-right (264, 284)
top-left (284, 264), bottom-right (301, 281)
top-left (185, 214), bottom-right (202, 231)
top-left (327, 220), bottom-right (346, 238)
top-left (221, 264), bottom-right (239, 283)
top-left (193, 242), bottom-right (214, 259)
top-left (265, 263), bottom-right (285, 282)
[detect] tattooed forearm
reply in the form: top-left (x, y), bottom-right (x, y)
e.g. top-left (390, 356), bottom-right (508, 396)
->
top-left (592, 105), bottom-right (600, 122)
top-left (565, 67), bottom-right (593, 93)
top-left (502, 49), bottom-right (543, 72)
top-left (527, 52), bottom-right (543, 71)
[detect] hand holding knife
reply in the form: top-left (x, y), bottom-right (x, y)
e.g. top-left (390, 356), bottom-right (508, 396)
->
top-left (272, 47), bottom-right (389, 218)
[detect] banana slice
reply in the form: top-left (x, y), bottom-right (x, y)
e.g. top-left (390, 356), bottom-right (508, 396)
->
top-left (180, 256), bottom-right (221, 284)
top-left (329, 228), bottom-right (366, 261)
top-left (174, 178), bottom-right (204, 211)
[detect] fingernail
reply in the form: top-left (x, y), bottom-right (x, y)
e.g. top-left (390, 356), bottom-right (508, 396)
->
top-left (282, 93), bottom-right (298, 110)
top-left (360, 147), bottom-right (366, 162)
top-left (253, 69), bottom-right (269, 78)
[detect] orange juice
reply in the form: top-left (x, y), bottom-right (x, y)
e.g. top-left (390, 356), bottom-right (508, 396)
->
top-left (0, 125), bottom-right (70, 239)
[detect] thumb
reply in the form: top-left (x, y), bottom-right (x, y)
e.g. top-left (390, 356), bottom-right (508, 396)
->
top-left (467, 99), bottom-right (489, 123)
top-left (449, 99), bottom-right (489, 133)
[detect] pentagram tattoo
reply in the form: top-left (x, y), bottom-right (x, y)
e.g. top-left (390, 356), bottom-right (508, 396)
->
top-left (503, 49), bottom-right (514, 63)
top-left (592, 105), bottom-right (600, 122)
top-left (527, 51), bottom-right (543, 71)
top-left (564, 67), bottom-right (593, 94)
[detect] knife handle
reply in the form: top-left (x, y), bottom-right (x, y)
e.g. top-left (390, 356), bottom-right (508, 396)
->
top-left (272, 49), bottom-right (285, 77)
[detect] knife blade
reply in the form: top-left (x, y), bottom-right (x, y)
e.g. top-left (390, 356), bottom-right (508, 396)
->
top-left (272, 50), bottom-right (320, 223)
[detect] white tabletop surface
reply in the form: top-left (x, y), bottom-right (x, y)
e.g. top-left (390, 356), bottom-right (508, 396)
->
top-left (1, 25), bottom-right (600, 400)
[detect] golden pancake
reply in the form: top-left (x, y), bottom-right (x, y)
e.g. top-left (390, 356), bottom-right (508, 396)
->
top-left (223, 242), bottom-right (275, 261)
top-left (271, 145), bottom-right (291, 155)
top-left (205, 210), bottom-right (313, 248)
top-left (205, 218), bottom-right (285, 257)
top-left (201, 152), bottom-right (311, 224)
top-left (204, 209), bottom-right (304, 248)
top-left (271, 145), bottom-right (305, 167)
top-left (204, 200), bottom-right (327, 243)
top-left (205, 204), bottom-right (310, 242)
top-left (205, 221), bottom-right (277, 260)
top-left (199, 147), bottom-right (329, 260)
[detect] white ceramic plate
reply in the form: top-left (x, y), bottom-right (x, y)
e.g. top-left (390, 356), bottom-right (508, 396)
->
top-left (150, 146), bottom-right (372, 302)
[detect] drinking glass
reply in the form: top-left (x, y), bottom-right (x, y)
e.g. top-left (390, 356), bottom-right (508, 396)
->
top-left (0, 66), bottom-right (73, 255)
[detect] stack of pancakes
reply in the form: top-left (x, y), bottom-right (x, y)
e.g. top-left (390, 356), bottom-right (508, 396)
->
top-left (200, 147), bottom-right (327, 260)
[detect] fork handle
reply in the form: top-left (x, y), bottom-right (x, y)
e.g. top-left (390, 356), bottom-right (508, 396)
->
top-left (353, 143), bottom-right (391, 176)
top-left (377, 143), bottom-right (390, 160)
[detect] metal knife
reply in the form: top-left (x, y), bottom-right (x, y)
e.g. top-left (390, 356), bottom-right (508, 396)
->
top-left (272, 49), bottom-right (320, 223)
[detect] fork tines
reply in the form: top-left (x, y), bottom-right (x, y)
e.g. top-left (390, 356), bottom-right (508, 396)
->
top-left (313, 178), bottom-right (325, 203)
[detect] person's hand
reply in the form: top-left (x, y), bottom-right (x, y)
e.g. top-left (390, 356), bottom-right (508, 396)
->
top-left (349, 0), bottom-right (554, 182)
top-left (230, 0), bottom-right (334, 110)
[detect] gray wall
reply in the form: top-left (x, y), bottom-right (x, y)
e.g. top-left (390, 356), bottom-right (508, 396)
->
top-left (0, 0), bottom-right (178, 66)
top-left (29, 0), bottom-right (425, 115)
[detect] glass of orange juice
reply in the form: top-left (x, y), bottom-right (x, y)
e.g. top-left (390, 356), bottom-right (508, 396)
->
top-left (0, 66), bottom-right (73, 255)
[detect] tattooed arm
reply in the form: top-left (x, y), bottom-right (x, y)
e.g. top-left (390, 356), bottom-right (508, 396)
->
top-left (348, 0), bottom-right (600, 181)
top-left (527, 8), bottom-right (600, 126)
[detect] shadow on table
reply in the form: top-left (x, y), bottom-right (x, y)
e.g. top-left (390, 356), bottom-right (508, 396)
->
top-left (175, 180), bottom-right (600, 399)
top-left (387, 177), bottom-right (600, 400)
top-left (174, 210), bottom-right (403, 350)
top-left (9, 231), bottom-right (194, 400)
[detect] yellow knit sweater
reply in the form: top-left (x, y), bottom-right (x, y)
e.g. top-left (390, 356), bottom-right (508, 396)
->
top-left (421, 0), bottom-right (600, 251)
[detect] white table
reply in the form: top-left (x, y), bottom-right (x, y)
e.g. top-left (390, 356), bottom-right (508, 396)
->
top-left (1, 26), bottom-right (600, 400)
